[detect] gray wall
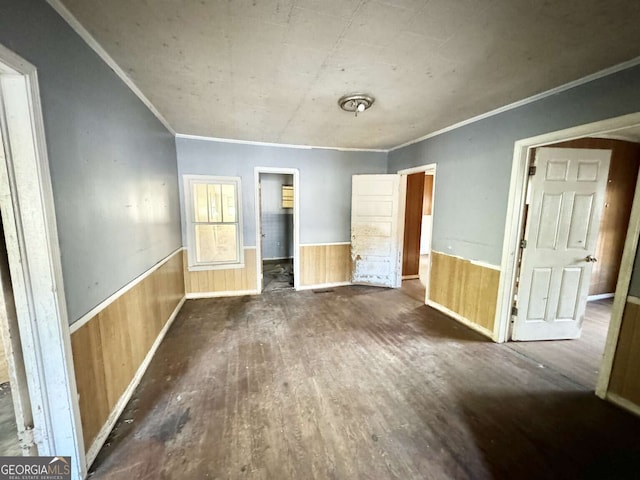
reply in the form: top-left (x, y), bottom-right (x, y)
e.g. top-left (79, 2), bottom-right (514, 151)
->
top-left (176, 138), bottom-right (387, 246)
top-left (260, 173), bottom-right (293, 259)
top-left (389, 64), bottom-right (640, 267)
top-left (0, 0), bottom-right (182, 323)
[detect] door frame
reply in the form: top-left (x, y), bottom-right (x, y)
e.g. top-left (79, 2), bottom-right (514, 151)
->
top-left (397, 163), bottom-right (437, 301)
top-left (494, 112), bottom-right (640, 398)
top-left (0, 44), bottom-right (85, 475)
top-left (254, 167), bottom-right (300, 292)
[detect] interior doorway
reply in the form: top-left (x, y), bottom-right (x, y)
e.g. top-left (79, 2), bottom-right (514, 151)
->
top-left (398, 164), bottom-right (436, 301)
top-left (254, 167), bottom-right (300, 293)
top-left (507, 135), bottom-right (640, 389)
top-left (259, 173), bottom-right (294, 291)
top-left (0, 44), bottom-right (86, 476)
top-left (496, 116), bottom-right (640, 399)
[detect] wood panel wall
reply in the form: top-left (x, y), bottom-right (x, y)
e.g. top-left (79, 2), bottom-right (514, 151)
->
top-left (549, 138), bottom-right (640, 295)
top-left (70, 250), bottom-right (184, 450)
top-left (402, 173), bottom-right (425, 277)
top-left (423, 174), bottom-right (434, 215)
top-left (184, 248), bottom-right (257, 295)
top-left (609, 298), bottom-right (640, 407)
top-left (300, 244), bottom-right (351, 286)
top-left (429, 251), bottom-right (500, 335)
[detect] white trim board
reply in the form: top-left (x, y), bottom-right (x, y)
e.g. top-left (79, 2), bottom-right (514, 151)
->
top-left (587, 293), bottom-right (615, 302)
top-left (176, 133), bottom-right (387, 153)
top-left (70, 247), bottom-right (184, 334)
top-left (397, 163), bottom-right (437, 174)
top-left (606, 393), bottom-right (640, 419)
top-left (186, 290), bottom-right (259, 299)
top-left (627, 295), bottom-right (640, 306)
top-left (426, 300), bottom-right (494, 340)
top-left (300, 242), bottom-right (351, 247)
top-left (46, 0), bottom-right (175, 136)
top-left (85, 296), bottom-right (185, 467)
top-left (390, 56), bottom-right (640, 152)
top-left (297, 282), bottom-right (352, 291)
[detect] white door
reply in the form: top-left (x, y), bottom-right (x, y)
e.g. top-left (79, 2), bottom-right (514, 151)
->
top-left (351, 174), bottom-right (403, 287)
top-left (513, 147), bottom-right (611, 341)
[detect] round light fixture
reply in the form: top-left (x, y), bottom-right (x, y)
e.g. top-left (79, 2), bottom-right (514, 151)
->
top-left (338, 94), bottom-right (375, 117)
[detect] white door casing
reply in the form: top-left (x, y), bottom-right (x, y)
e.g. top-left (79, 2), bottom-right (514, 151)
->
top-left (351, 174), bottom-right (403, 288)
top-left (513, 147), bottom-right (611, 341)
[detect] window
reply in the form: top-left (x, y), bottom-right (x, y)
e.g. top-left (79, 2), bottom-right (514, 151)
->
top-left (184, 175), bottom-right (243, 270)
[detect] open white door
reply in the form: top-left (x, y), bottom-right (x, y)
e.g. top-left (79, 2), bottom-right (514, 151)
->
top-left (351, 174), bottom-right (403, 288)
top-left (513, 147), bottom-right (611, 341)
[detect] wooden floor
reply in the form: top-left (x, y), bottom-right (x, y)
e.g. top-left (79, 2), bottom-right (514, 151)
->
top-left (507, 298), bottom-right (612, 389)
top-left (91, 287), bottom-right (640, 479)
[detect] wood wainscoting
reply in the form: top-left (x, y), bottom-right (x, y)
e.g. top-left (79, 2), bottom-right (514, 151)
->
top-left (70, 249), bottom-right (185, 463)
top-left (300, 243), bottom-right (351, 288)
top-left (183, 247), bottom-right (257, 297)
top-left (608, 296), bottom-right (640, 414)
top-left (428, 251), bottom-right (500, 338)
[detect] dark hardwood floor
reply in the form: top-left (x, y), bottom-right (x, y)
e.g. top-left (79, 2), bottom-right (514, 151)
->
top-left (90, 287), bottom-right (640, 479)
top-left (507, 298), bottom-right (612, 389)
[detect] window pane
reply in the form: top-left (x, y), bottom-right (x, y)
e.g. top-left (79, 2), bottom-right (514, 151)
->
top-left (193, 183), bottom-right (209, 222)
top-left (195, 224), bottom-right (238, 263)
top-left (221, 184), bottom-right (237, 222)
top-left (207, 184), bottom-right (222, 222)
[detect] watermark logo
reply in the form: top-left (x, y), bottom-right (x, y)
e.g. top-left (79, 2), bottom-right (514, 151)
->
top-left (0, 456), bottom-right (71, 480)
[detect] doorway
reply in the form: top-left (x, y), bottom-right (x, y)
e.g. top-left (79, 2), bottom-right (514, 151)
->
top-left (254, 168), bottom-right (300, 293)
top-left (508, 137), bottom-right (640, 388)
top-left (398, 164), bottom-right (436, 302)
top-left (496, 114), bottom-right (640, 400)
top-left (0, 44), bottom-right (85, 475)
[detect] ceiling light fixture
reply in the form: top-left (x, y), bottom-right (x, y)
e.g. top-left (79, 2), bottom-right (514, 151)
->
top-left (338, 94), bottom-right (374, 117)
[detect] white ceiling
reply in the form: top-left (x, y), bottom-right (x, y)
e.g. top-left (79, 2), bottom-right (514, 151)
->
top-left (59, 0), bottom-right (640, 150)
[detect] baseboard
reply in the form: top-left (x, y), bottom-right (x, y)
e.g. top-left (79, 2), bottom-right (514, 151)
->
top-left (606, 392), bottom-right (640, 418)
top-left (85, 295), bottom-right (186, 467)
top-left (425, 299), bottom-right (494, 340)
top-left (297, 281), bottom-right (352, 291)
top-left (186, 290), bottom-right (259, 299)
top-left (588, 293), bottom-right (615, 301)
top-left (402, 275), bottom-right (420, 280)
top-left (263, 257), bottom-right (293, 262)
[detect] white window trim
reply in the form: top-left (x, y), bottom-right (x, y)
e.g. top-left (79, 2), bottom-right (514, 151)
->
top-left (183, 174), bottom-right (245, 271)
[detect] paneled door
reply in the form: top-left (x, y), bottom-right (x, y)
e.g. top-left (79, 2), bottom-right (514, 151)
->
top-left (513, 147), bottom-right (611, 341)
top-left (351, 175), bottom-right (402, 288)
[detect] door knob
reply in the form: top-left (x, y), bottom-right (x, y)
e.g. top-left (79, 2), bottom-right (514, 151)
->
top-left (584, 255), bottom-right (598, 263)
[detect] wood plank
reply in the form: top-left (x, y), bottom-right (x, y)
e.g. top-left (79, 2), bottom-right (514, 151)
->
top-left (70, 250), bottom-right (185, 449)
top-left (70, 320), bottom-right (110, 448)
top-left (430, 252), bottom-right (499, 332)
top-left (402, 173), bottom-right (425, 276)
top-left (300, 244), bottom-right (351, 286)
top-left (89, 286), bottom-right (640, 479)
top-left (183, 248), bottom-right (257, 294)
top-left (609, 300), bottom-right (640, 404)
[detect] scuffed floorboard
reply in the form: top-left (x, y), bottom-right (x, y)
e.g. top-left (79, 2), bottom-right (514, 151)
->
top-left (90, 286), bottom-right (640, 479)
